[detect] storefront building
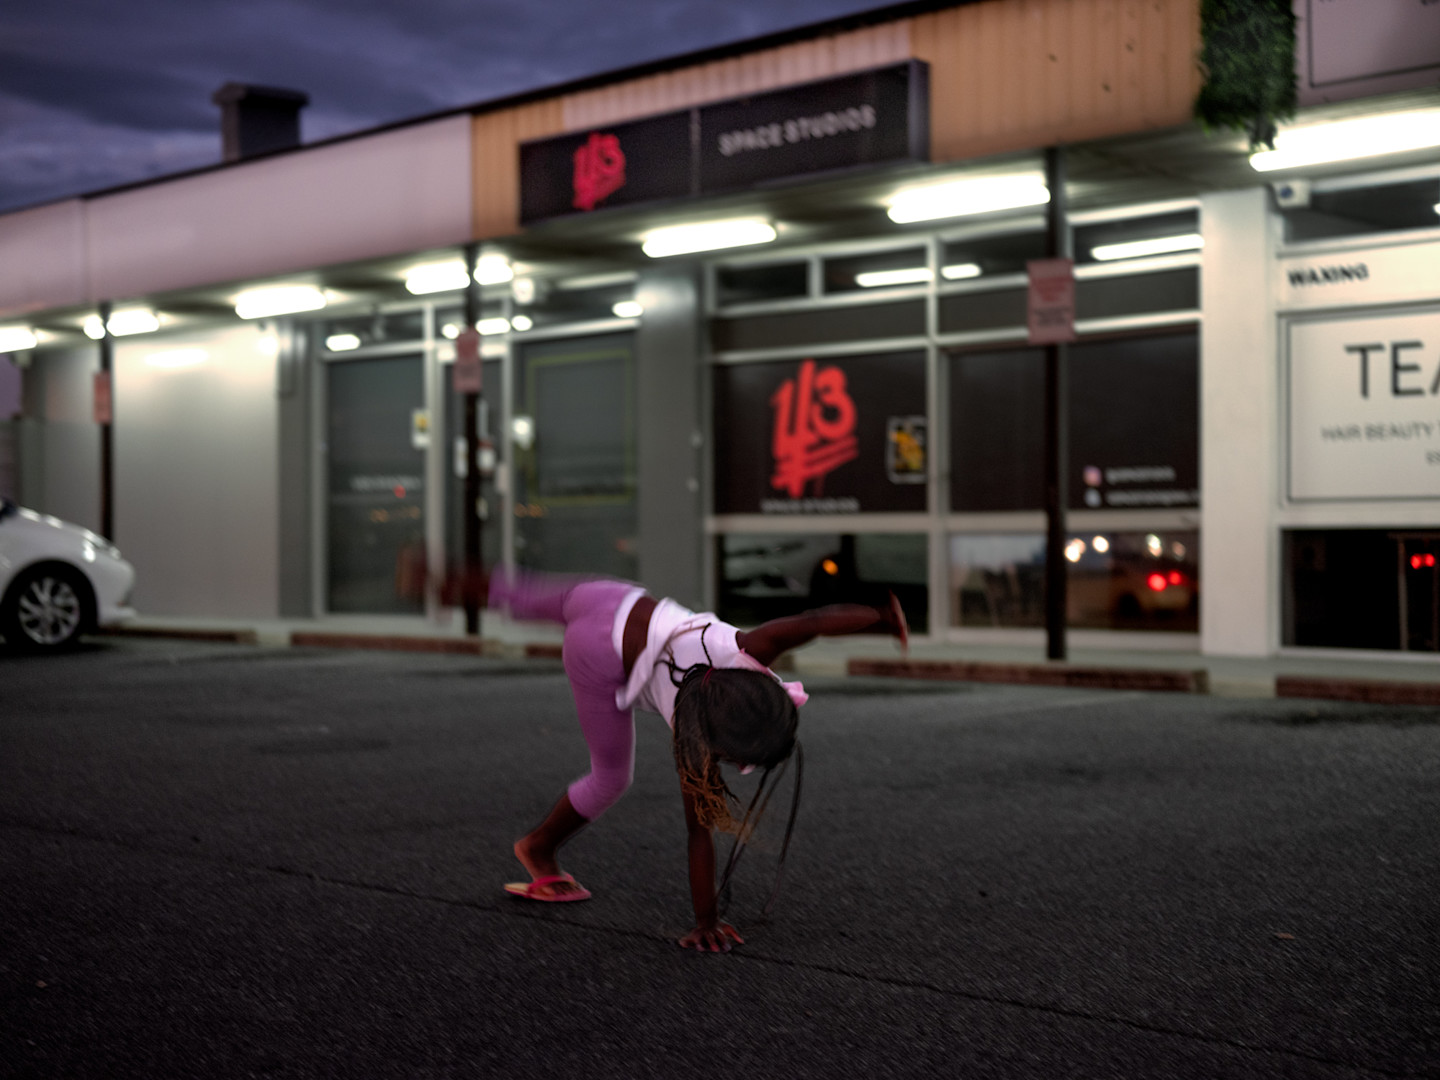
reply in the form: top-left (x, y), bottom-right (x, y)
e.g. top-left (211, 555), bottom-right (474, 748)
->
top-left (0, 0), bottom-right (1437, 658)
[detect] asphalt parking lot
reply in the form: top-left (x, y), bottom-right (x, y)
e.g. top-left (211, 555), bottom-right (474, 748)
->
top-left (2, 637), bottom-right (1438, 1078)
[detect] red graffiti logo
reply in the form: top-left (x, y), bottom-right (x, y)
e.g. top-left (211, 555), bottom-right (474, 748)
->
top-left (572, 132), bottom-right (626, 212)
top-left (770, 358), bottom-right (858, 498)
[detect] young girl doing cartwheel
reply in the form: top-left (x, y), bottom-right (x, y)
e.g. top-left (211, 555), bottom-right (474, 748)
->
top-left (491, 568), bottom-right (907, 952)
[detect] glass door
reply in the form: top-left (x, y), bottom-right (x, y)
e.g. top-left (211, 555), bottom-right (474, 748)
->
top-left (326, 354), bottom-right (427, 613)
top-left (511, 334), bottom-right (636, 578)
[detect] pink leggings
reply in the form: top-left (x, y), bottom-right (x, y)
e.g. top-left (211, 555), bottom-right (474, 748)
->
top-left (491, 568), bottom-right (638, 821)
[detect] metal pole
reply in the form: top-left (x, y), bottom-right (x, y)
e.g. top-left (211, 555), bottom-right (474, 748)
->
top-left (1043, 146), bottom-right (1068, 662)
top-left (462, 243), bottom-right (483, 636)
top-left (98, 300), bottom-right (114, 541)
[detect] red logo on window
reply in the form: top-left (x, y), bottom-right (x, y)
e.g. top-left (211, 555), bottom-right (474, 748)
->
top-left (572, 132), bottom-right (626, 211)
top-left (769, 358), bottom-right (858, 497)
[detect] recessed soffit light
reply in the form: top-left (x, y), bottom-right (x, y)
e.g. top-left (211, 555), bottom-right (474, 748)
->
top-left (1250, 109), bottom-right (1440, 171)
top-left (234, 285), bottom-right (326, 319)
top-left (642, 220), bottom-right (777, 258)
top-left (887, 175), bottom-right (1049, 224)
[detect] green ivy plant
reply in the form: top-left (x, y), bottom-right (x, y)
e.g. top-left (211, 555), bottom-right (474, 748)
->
top-left (1193, 0), bottom-right (1297, 150)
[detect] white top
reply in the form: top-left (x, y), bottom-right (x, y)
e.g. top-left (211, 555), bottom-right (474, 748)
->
top-left (612, 597), bottom-right (807, 727)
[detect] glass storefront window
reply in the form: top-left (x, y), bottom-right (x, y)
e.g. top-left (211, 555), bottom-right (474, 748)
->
top-left (940, 228), bottom-right (1046, 281)
top-left (716, 261), bottom-right (809, 306)
top-left (823, 247), bottom-right (929, 293)
top-left (321, 309), bottom-right (428, 351)
top-left (508, 279), bottom-right (636, 331)
top-left (949, 332), bottom-right (1199, 513)
top-left (718, 532), bottom-right (928, 632)
top-left (434, 301), bottom-right (509, 339)
top-left (1283, 176), bottom-right (1440, 244)
top-left (950, 530), bottom-right (1199, 632)
top-left (1285, 529), bottom-right (1440, 652)
top-left (1073, 210), bottom-right (1201, 266)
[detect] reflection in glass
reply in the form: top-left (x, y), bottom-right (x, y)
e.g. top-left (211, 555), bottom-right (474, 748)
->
top-left (824, 248), bottom-right (928, 293)
top-left (950, 531), bottom-right (1199, 631)
top-left (719, 533), bottom-right (928, 632)
top-left (327, 354), bottom-right (426, 614)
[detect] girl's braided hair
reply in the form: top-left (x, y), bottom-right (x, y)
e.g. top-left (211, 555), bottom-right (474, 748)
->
top-left (666, 625), bottom-right (805, 918)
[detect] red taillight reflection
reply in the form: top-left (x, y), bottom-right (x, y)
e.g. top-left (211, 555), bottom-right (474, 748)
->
top-left (394, 485), bottom-right (406, 499)
top-left (1167, 570), bottom-right (1184, 586)
top-left (1146, 572), bottom-right (1168, 592)
top-left (1412, 553), bottom-right (1437, 570)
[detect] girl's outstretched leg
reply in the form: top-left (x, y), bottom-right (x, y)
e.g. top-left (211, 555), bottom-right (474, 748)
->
top-left (489, 567), bottom-right (591, 625)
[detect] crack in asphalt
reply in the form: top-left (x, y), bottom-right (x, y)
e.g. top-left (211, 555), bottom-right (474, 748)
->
top-left (2, 814), bottom-right (1409, 1079)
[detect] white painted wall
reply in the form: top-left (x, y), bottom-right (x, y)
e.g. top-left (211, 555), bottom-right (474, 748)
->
top-left (1200, 188), bottom-right (1278, 657)
top-left (0, 115), bottom-right (472, 318)
top-left (88, 115), bottom-right (472, 299)
top-left (113, 324), bottom-right (280, 618)
top-left (0, 201), bottom-right (87, 320)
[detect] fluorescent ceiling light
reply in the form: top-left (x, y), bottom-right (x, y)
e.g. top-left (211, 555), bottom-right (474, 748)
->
top-left (941, 262), bottom-right (982, 280)
top-left (474, 255), bottom-right (514, 286)
top-left (510, 314), bottom-right (534, 331)
top-left (325, 333), bottom-right (361, 351)
top-left (144, 348), bottom-right (207, 369)
top-left (477, 317), bottom-right (511, 335)
top-left (612, 300), bottom-right (644, 318)
top-left (855, 267), bottom-right (931, 288)
top-left (106, 308), bottom-right (161, 336)
top-left (405, 261), bottom-right (468, 295)
top-left (0, 326), bottom-right (37, 352)
top-left (1250, 109), bottom-right (1440, 171)
top-left (1090, 233), bottom-right (1204, 262)
top-left (642, 219), bottom-right (776, 258)
top-left (234, 285), bottom-right (326, 319)
top-left (888, 176), bottom-right (1049, 224)
top-left (83, 316), bottom-right (106, 340)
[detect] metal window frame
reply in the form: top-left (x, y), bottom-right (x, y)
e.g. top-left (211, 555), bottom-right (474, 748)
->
top-left (701, 201), bottom-right (1205, 643)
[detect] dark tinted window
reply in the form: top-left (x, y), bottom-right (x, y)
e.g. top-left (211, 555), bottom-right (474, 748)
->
top-left (1074, 210), bottom-right (1200, 266)
top-left (941, 229), bottom-right (1047, 280)
top-left (1285, 178), bottom-right (1440, 243)
top-left (712, 300), bottom-right (925, 352)
top-left (949, 331), bottom-right (1199, 512)
top-left (716, 262), bottom-right (809, 306)
top-left (823, 247), bottom-right (928, 293)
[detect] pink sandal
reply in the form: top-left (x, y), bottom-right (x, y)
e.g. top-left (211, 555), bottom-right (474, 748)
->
top-left (503, 872), bottom-right (592, 903)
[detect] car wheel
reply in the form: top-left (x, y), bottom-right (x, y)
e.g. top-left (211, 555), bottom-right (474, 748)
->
top-left (2, 565), bottom-right (92, 650)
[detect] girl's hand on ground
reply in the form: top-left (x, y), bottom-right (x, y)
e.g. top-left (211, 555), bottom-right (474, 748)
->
top-left (679, 921), bottom-right (744, 952)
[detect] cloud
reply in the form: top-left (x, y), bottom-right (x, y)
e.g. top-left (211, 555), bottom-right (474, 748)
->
top-left (0, 0), bottom-right (885, 210)
top-left (0, 94), bottom-right (217, 212)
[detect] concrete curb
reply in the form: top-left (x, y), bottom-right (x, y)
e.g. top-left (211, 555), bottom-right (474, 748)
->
top-left (104, 626), bottom-right (260, 645)
top-left (97, 625), bottom-right (1440, 706)
top-left (848, 657), bottom-right (1209, 693)
top-left (289, 631), bottom-right (490, 656)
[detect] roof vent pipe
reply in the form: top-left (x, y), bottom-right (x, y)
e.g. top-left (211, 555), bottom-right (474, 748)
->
top-left (212, 82), bottom-right (309, 163)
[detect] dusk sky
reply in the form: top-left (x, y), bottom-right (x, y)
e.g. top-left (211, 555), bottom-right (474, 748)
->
top-left (1, 0), bottom-right (885, 214)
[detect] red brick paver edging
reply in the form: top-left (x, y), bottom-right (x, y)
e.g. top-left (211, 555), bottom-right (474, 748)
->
top-left (847, 657), bottom-right (1208, 693)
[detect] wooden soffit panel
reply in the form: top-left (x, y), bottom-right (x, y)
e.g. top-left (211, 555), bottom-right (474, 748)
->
top-left (913, 0), bottom-right (1203, 162)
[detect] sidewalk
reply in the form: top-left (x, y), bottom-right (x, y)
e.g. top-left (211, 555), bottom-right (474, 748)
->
top-left (105, 610), bottom-right (1440, 707)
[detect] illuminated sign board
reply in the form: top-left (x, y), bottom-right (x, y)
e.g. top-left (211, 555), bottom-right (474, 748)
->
top-left (519, 62), bottom-right (929, 225)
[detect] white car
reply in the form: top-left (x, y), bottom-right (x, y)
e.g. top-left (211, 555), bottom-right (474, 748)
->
top-left (0, 497), bottom-right (137, 650)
